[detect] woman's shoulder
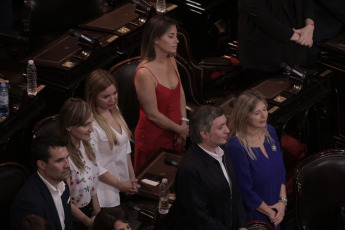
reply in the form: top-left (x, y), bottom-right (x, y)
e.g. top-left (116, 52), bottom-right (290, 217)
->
top-left (266, 124), bottom-right (277, 134)
top-left (91, 120), bottom-right (103, 134)
top-left (135, 64), bottom-right (156, 82)
top-left (226, 135), bottom-right (242, 149)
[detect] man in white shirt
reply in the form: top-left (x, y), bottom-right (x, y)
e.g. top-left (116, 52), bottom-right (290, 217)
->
top-left (176, 105), bottom-right (248, 230)
top-left (10, 136), bottom-right (73, 230)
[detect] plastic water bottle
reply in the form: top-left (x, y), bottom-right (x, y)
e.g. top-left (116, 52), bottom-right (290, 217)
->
top-left (0, 83), bottom-right (9, 117)
top-left (156, 0), bottom-right (166, 14)
top-left (158, 178), bottom-right (169, 214)
top-left (26, 60), bottom-right (37, 96)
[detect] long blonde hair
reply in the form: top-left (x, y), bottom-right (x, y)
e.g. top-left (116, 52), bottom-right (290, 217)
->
top-left (85, 69), bottom-right (132, 149)
top-left (58, 97), bottom-right (96, 171)
top-left (229, 90), bottom-right (274, 160)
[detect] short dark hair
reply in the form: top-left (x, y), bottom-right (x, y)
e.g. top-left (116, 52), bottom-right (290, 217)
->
top-left (31, 135), bottom-right (67, 169)
top-left (189, 105), bottom-right (225, 144)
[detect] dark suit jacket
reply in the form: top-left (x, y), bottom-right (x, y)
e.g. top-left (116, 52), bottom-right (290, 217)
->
top-left (176, 143), bottom-right (247, 230)
top-left (238, 0), bottom-right (314, 71)
top-left (10, 172), bottom-right (73, 230)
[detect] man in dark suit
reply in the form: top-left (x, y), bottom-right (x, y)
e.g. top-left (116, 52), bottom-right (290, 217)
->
top-left (10, 136), bottom-right (73, 230)
top-left (238, 0), bottom-right (315, 74)
top-left (176, 105), bottom-right (247, 230)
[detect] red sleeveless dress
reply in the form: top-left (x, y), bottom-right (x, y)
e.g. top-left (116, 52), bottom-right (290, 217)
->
top-left (134, 59), bottom-right (182, 171)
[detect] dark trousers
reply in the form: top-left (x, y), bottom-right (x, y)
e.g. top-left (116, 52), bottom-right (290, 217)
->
top-left (73, 201), bottom-right (93, 230)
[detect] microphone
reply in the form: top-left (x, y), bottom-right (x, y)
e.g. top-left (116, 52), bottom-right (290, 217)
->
top-left (164, 158), bottom-right (179, 168)
top-left (68, 29), bottom-right (95, 45)
top-left (280, 63), bottom-right (306, 80)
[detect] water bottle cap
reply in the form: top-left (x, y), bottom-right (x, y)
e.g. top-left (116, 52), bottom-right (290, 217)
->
top-left (162, 178), bottom-right (167, 183)
top-left (28, 60), bottom-right (34, 65)
top-left (0, 83), bottom-right (5, 87)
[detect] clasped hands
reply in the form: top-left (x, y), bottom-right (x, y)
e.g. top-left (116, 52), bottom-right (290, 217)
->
top-left (268, 201), bottom-right (286, 227)
top-left (290, 24), bottom-right (314, 48)
top-left (120, 179), bottom-right (141, 195)
top-left (174, 121), bottom-right (189, 146)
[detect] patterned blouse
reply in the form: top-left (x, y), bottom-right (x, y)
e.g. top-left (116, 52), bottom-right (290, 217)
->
top-left (69, 141), bottom-right (99, 208)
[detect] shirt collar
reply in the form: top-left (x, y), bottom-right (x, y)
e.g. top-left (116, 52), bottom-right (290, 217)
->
top-left (198, 144), bottom-right (224, 162)
top-left (37, 171), bottom-right (66, 195)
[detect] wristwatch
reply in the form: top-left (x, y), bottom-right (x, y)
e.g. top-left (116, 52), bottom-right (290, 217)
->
top-left (279, 197), bottom-right (288, 206)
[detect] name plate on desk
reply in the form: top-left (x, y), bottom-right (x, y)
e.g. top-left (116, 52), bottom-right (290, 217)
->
top-left (24, 30), bottom-right (118, 90)
top-left (136, 149), bottom-right (182, 200)
top-left (80, 3), bottom-right (140, 36)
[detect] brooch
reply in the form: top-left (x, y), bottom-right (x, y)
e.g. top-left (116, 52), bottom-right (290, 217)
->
top-left (271, 144), bottom-right (277, 151)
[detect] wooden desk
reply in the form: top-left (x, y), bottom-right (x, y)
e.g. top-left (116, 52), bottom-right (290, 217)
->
top-left (0, 64), bottom-right (46, 162)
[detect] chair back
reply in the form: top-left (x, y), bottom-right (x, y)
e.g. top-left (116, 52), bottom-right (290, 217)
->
top-left (109, 57), bottom-right (141, 132)
top-left (247, 220), bottom-right (274, 230)
top-left (32, 114), bottom-right (59, 139)
top-left (293, 148), bottom-right (345, 230)
top-left (0, 162), bottom-right (30, 229)
top-left (175, 54), bottom-right (209, 107)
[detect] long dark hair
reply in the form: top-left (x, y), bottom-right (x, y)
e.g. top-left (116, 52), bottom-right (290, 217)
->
top-left (140, 15), bottom-right (178, 61)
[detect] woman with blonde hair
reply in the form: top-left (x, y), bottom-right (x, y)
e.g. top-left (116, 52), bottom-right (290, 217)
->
top-left (58, 97), bottom-right (101, 230)
top-left (226, 90), bottom-right (286, 229)
top-left (86, 69), bottom-right (139, 208)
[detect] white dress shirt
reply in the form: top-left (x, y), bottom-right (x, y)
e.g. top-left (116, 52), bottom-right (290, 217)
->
top-left (38, 171), bottom-right (66, 230)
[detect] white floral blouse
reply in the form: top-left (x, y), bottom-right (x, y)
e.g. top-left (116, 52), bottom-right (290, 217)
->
top-left (69, 141), bottom-right (100, 208)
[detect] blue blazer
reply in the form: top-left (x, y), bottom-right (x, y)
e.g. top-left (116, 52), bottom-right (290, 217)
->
top-left (10, 172), bottom-right (73, 230)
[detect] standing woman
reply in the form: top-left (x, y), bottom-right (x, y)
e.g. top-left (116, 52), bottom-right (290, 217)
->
top-left (58, 98), bottom-right (101, 230)
top-left (226, 91), bottom-right (286, 229)
top-left (86, 69), bottom-right (139, 208)
top-left (134, 15), bottom-right (189, 171)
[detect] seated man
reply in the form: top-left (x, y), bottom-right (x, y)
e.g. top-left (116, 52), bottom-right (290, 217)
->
top-left (10, 136), bottom-right (73, 230)
top-left (175, 105), bottom-right (247, 230)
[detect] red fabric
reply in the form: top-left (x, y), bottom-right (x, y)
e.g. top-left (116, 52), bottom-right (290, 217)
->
top-left (210, 71), bottom-right (225, 80)
top-left (281, 133), bottom-right (307, 196)
top-left (134, 63), bottom-right (182, 171)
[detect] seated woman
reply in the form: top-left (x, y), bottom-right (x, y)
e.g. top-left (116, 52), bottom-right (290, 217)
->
top-left (134, 15), bottom-right (189, 171)
top-left (226, 90), bottom-right (286, 229)
top-left (92, 207), bottom-right (131, 230)
top-left (85, 69), bottom-right (139, 208)
top-left (58, 98), bottom-right (101, 230)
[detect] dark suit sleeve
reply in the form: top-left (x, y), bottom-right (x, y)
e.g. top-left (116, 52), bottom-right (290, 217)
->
top-left (302, 0), bottom-right (314, 20)
top-left (240, 0), bottom-right (294, 42)
top-left (176, 167), bottom-right (229, 230)
top-left (10, 197), bottom-right (45, 230)
top-left (226, 154), bottom-right (247, 229)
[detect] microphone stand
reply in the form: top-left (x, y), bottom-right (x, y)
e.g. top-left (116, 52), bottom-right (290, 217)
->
top-left (70, 31), bottom-right (100, 61)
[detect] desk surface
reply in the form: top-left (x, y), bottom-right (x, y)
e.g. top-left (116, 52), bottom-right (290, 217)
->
top-left (0, 61), bottom-right (46, 146)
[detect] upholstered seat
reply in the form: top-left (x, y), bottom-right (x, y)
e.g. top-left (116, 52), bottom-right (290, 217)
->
top-left (247, 220), bottom-right (273, 230)
top-left (32, 114), bottom-right (59, 139)
top-left (177, 28), bottom-right (241, 95)
top-left (293, 148), bottom-right (345, 230)
top-left (108, 56), bottom-right (141, 133)
top-left (0, 162), bottom-right (30, 229)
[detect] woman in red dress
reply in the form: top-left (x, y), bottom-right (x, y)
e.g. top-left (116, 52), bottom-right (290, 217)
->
top-left (134, 15), bottom-right (189, 171)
